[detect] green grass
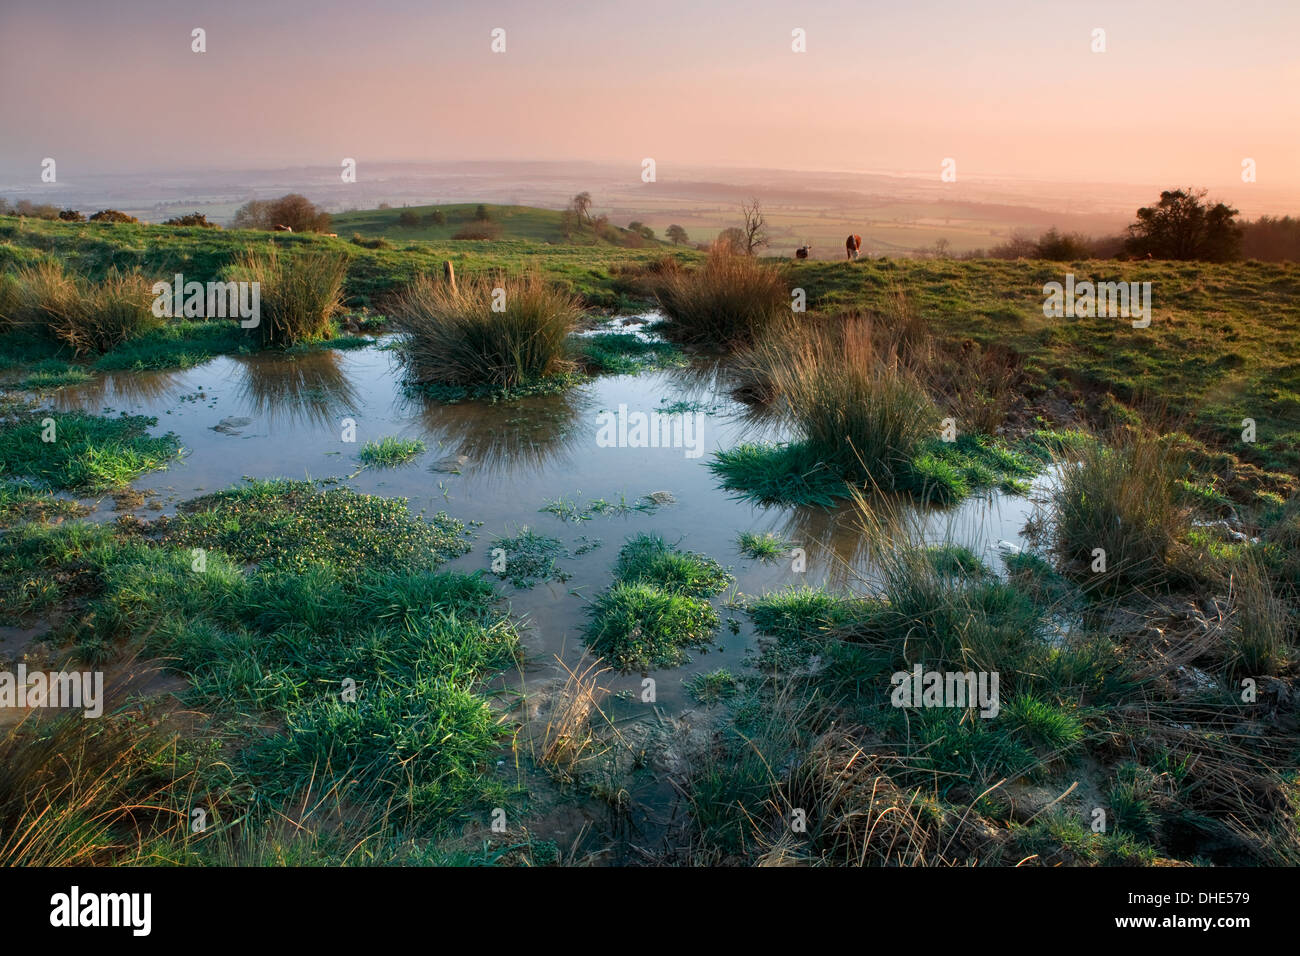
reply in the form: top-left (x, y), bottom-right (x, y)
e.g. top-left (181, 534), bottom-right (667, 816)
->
top-left (584, 581), bottom-right (720, 670)
top-left (358, 436), bottom-right (426, 467)
top-left (15, 358), bottom-right (93, 389)
top-left (575, 332), bottom-right (687, 374)
top-left (736, 531), bottom-right (790, 562)
top-left (686, 668), bottom-right (740, 704)
top-left (2, 480), bottom-right (522, 840)
top-left (0, 479), bottom-right (89, 528)
top-left (583, 534), bottom-right (732, 670)
top-left (710, 433), bottom-right (1042, 508)
top-left (613, 533), bottom-right (733, 598)
top-left (156, 479), bottom-right (470, 574)
top-left (0, 409), bottom-right (181, 492)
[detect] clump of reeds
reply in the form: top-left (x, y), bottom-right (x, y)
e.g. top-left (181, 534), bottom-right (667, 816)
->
top-left (1050, 429), bottom-right (1192, 587)
top-left (654, 246), bottom-right (788, 348)
top-left (233, 245), bottom-right (347, 347)
top-left (5, 260), bottom-right (160, 353)
top-left (389, 271), bottom-right (581, 388)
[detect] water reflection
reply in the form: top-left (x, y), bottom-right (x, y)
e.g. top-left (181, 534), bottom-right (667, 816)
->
top-left (51, 368), bottom-right (184, 410)
top-left (410, 386), bottom-right (591, 478)
top-left (233, 350), bottom-right (361, 430)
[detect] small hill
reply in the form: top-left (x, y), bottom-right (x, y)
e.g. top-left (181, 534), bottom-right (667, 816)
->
top-left (331, 203), bottom-right (669, 248)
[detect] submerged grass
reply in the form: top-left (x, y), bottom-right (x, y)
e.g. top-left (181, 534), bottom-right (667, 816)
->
top-left (155, 479), bottom-right (470, 574)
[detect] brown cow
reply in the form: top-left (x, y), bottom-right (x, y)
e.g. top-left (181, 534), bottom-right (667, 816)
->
top-left (845, 234), bottom-right (862, 260)
top-left (795, 244), bottom-right (810, 259)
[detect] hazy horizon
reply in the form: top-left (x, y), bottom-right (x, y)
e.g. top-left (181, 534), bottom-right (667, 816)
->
top-left (3, 0), bottom-right (1299, 200)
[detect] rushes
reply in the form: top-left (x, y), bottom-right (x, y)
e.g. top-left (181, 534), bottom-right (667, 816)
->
top-left (654, 247), bottom-right (789, 348)
top-left (233, 245), bottom-right (346, 347)
top-left (5, 261), bottom-right (160, 354)
top-left (390, 271), bottom-right (582, 388)
top-left (1050, 430), bottom-right (1192, 587)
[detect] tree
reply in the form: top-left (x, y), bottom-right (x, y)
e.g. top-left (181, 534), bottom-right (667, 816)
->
top-left (666, 224), bottom-right (689, 245)
top-left (570, 192), bottom-right (593, 227)
top-left (232, 194), bottom-right (330, 233)
top-left (474, 204), bottom-right (490, 221)
top-left (716, 227), bottom-right (747, 254)
top-left (1126, 188), bottom-right (1241, 262)
top-left (1034, 228), bottom-right (1089, 260)
top-left (739, 198), bottom-right (769, 255)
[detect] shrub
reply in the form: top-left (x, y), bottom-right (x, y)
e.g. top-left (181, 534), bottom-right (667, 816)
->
top-left (88, 209), bottom-right (139, 224)
top-left (232, 246), bottom-right (347, 347)
top-left (451, 222), bottom-right (503, 240)
top-left (162, 212), bottom-right (219, 228)
top-left (654, 247), bottom-right (788, 347)
top-left (57, 209), bottom-right (85, 222)
top-left (389, 272), bottom-right (581, 388)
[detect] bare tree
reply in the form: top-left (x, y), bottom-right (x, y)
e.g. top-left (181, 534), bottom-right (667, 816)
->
top-left (740, 198), bottom-right (769, 255)
top-left (570, 192), bottom-right (593, 227)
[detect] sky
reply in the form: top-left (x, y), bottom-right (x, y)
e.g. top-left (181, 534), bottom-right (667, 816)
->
top-left (2, 0), bottom-right (1298, 194)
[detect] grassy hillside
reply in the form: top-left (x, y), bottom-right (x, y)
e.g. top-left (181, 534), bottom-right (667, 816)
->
top-left (2, 214), bottom-right (1297, 472)
top-left (332, 202), bottom-right (668, 248)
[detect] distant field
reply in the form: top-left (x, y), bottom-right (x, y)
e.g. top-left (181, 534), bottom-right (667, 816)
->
top-left (332, 202), bottom-right (669, 249)
top-left (2, 214), bottom-right (1296, 473)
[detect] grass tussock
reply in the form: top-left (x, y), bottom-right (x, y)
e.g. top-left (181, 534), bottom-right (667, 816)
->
top-left (391, 271), bottom-right (582, 389)
top-left (357, 436), bottom-right (426, 467)
top-left (1050, 430), bottom-right (1193, 587)
top-left (585, 534), bottom-right (732, 670)
top-left (654, 247), bottom-right (789, 348)
top-left (233, 246), bottom-right (347, 347)
top-left (5, 261), bottom-right (161, 354)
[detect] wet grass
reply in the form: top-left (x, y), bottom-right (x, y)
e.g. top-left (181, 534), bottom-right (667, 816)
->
top-left (736, 530), bottom-right (790, 562)
top-left (0, 409), bottom-right (181, 492)
top-left (613, 533), bottom-right (733, 598)
top-left (488, 527), bottom-right (570, 589)
top-left (357, 436), bottom-right (426, 467)
top-left (2, 479), bottom-right (522, 854)
top-left (575, 332), bottom-right (687, 374)
top-left (710, 432), bottom-right (1041, 508)
top-left (154, 479), bottom-right (470, 574)
top-left (585, 534), bottom-right (732, 670)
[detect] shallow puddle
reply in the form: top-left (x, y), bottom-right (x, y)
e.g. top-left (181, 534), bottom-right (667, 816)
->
top-left (42, 332), bottom-right (1047, 719)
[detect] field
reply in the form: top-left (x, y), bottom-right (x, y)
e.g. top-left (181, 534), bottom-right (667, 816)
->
top-left (1, 210), bottom-right (1297, 869)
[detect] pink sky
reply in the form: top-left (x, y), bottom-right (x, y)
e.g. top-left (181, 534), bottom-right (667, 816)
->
top-left (2, 0), bottom-right (1297, 197)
